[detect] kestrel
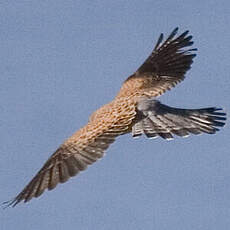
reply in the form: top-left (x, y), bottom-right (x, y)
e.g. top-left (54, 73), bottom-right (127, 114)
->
top-left (6, 28), bottom-right (226, 207)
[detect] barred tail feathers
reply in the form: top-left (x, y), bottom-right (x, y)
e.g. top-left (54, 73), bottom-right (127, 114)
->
top-left (133, 100), bottom-right (226, 140)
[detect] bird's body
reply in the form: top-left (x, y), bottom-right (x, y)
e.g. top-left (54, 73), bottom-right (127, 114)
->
top-left (6, 28), bottom-right (226, 207)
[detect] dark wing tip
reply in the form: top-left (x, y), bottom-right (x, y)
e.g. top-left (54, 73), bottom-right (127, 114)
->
top-left (137, 27), bottom-right (197, 76)
top-left (154, 33), bottom-right (164, 50)
top-left (2, 198), bottom-right (20, 209)
top-left (2, 186), bottom-right (35, 208)
top-left (173, 27), bottom-right (179, 32)
top-left (167, 27), bottom-right (179, 40)
top-left (3, 142), bottom-right (107, 207)
top-left (157, 27), bottom-right (195, 51)
top-left (154, 27), bottom-right (179, 51)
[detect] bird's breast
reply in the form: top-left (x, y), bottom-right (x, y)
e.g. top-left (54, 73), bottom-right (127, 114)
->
top-left (89, 97), bottom-right (137, 127)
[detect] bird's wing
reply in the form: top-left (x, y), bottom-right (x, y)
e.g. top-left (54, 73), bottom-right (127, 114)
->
top-left (122, 28), bottom-right (197, 98)
top-left (132, 99), bottom-right (226, 139)
top-left (5, 98), bottom-right (137, 207)
top-left (5, 110), bottom-right (134, 207)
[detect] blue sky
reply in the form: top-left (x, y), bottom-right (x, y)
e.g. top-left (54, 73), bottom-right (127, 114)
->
top-left (1, 1), bottom-right (230, 229)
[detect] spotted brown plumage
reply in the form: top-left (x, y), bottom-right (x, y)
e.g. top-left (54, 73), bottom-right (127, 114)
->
top-left (5, 28), bottom-right (226, 207)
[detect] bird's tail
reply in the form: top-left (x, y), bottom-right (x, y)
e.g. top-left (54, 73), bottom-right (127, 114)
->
top-left (132, 100), bottom-right (226, 140)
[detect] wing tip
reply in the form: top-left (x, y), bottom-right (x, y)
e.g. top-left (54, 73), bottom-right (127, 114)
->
top-left (137, 27), bottom-right (197, 76)
top-left (2, 197), bottom-right (20, 209)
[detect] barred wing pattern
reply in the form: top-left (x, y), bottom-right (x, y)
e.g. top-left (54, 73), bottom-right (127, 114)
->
top-left (6, 97), bottom-right (137, 207)
top-left (118, 27), bottom-right (197, 99)
top-left (137, 27), bottom-right (197, 77)
top-left (133, 99), bottom-right (226, 139)
top-left (6, 126), bottom-right (119, 207)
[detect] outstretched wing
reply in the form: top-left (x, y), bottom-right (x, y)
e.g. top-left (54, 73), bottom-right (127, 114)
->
top-left (5, 99), bottom-right (136, 207)
top-left (132, 99), bottom-right (226, 139)
top-left (5, 128), bottom-right (122, 206)
top-left (137, 27), bottom-right (196, 77)
top-left (120, 28), bottom-right (197, 98)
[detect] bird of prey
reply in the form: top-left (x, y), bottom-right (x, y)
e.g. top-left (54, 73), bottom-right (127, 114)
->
top-left (6, 28), bottom-right (226, 207)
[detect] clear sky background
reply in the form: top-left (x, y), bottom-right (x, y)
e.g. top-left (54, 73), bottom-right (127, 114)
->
top-left (1, 1), bottom-right (229, 230)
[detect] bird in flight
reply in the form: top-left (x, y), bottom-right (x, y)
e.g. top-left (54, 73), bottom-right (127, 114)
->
top-left (5, 27), bottom-right (226, 207)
